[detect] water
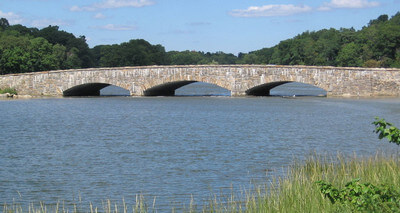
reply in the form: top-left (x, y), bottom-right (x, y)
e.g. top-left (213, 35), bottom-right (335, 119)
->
top-left (1, 82), bottom-right (400, 210)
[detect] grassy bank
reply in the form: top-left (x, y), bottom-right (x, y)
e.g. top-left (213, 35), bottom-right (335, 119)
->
top-left (3, 153), bottom-right (400, 213)
top-left (202, 153), bottom-right (400, 212)
top-left (252, 153), bottom-right (400, 212)
top-left (0, 87), bottom-right (17, 95)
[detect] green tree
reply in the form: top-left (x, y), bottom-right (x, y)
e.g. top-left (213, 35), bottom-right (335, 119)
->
top-left (0, 18), bottom-right (9, 30)
top-left (27, 37), bottom-right (60, 71)
top-left (167, 50), bottom-right (205, 65)
top-left (92, 39), bottom-right (167, 67)
top-left (368, 14), bottom-right (389, 26)
top-left (35, 26), bottom-right (93, 68)
top-left (237, 53), bottom-right (259, 64)
top-left (64, 47), bottom-right (82, 68)
top-left (336, 42), bottom-right (363, 67)
top-left (0, 46), bottom-right (30, 73)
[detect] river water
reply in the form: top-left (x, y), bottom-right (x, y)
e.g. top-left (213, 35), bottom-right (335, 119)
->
top-left (1, 83), bottom-right (400, 210)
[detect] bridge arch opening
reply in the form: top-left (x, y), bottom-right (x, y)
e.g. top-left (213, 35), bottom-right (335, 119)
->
top-left (246, 81), bottom-right (327, 97)
top-left (144, 81), bottom-right (231, 96)
top-left (100, 85), bottom-right (130, 96)
top-left (63, 83), bottom-right (130, 97)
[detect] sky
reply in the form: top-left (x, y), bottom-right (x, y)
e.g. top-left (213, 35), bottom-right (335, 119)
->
top-left (1, 0), bottom-right (399, 54)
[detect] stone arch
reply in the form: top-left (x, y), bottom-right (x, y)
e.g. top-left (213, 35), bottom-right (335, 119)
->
top-left (246, 81), bottom-right (291, 96)
top-left (244, 71), bottom-right (330, 96)
top-left (141, 73), bottom-right (233, 96)
top-left (246, 81), bottom-right (328, 96)
top-left (63, 83), bottom-right (110, 96)
top-left (144, 81), bottom-right (196, 96)
top-left (63, 82), bottom-right (130, 96)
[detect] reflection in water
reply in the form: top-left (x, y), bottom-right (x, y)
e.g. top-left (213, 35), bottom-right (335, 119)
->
top-left (100, 85), bottom-right (130, 96)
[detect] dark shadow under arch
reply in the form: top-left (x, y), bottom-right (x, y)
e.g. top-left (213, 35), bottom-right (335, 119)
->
top-left (246, 81), bottom-right (291, 96)
top-left (246, 81), bottom-right (327, 97)
top-left (63, 83), bottom-right (111, 96)
top-left (271, 82), bottom-right (327, 97)
top-left (144, 81), bottom-right (231, 96)
top-left (144, 81), bottom-right (197, 96)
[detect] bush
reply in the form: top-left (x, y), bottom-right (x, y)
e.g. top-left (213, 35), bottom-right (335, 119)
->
top-left (373, 117), bottom-right (400, 145)
top-left (0, 87), bottom-right (17, 94)
top-left (317, 179), bottom-right (400, 212)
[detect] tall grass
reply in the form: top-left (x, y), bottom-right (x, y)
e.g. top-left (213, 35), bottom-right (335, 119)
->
top-left (3, 153), bottom-right (400, 212)
top-left (201, 153), bottom-right (400, 212)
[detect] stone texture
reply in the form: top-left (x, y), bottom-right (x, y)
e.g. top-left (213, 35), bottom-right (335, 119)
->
top-left (0, 65), bottom-right (399, 97)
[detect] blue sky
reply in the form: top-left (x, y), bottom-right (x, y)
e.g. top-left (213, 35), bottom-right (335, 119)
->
top-left (1, 0), bottom-right (399, 54)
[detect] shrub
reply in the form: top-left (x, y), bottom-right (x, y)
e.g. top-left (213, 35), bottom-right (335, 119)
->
top-left (373, 117), bottom-right (400, 145)
top-left (316, 179), bottom-right (400, 212)
top-left (0, 87), bottom-right (17, 94)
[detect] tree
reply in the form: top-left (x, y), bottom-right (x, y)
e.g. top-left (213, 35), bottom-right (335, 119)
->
top-left (368, 14), bottom-right (389, 26)
top-left (27, 37), bottom-right (60, 71)
top-left (0, 18), bottom-right (9, 30)
top-left (34, 26), bottom-right (93, 68)
top-left (336, 42), bottom-right (362, 67)
top-left (167, 50), bottom-right (205, 65)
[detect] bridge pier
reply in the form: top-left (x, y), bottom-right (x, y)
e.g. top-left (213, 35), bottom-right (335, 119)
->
top-left (231, 91), bottom-right (249, 97)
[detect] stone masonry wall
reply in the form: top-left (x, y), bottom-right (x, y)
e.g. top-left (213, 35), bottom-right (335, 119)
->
top-left (0, 65), bottom-right (399, 97)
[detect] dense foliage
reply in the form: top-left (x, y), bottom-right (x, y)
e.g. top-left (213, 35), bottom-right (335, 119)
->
top-left (373, 117), bottom-right (400, 145)
top-left (317, 179), bottom-right (400, 212)
top-left (0, 18), bottom-right (93, 74)
top-left (0, 12), bottom-right (399, 74)
top-left (242, 13), bottom-right (400, 68)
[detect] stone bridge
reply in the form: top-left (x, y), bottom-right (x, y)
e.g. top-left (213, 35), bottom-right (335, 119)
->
top-left (0, 65), bottom-right (399, 97)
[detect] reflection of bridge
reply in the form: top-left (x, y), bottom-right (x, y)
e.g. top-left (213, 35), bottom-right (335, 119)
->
top-left (0, 65), bottom-right (399, 97)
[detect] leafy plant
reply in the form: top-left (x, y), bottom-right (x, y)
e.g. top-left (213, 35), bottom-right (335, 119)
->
top-left (316, 179), bottom-right (400, 212)
top-left (0, 87), bottom-right (17, 94)
top-left (373, 117), bottom-right (400, 145)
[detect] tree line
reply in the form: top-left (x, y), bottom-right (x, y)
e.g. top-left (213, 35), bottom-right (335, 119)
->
top-left (0, 12), bottom-right (399, 74)
top-left (241, 13), bottom-right (400, 68)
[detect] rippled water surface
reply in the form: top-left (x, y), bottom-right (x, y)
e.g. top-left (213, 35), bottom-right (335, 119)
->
top-left (1, 83), bottom-right (400, 210)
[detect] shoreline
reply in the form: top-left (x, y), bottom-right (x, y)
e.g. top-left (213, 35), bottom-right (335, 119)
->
top-left (3, 153), bottom-right (400, 212)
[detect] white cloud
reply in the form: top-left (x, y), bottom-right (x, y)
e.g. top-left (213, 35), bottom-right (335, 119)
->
top-left (94, 13), bottom-right (106, 19)
top-left (230, 4), bottom-right (312, 17)
top-left (318, 0), bottom-right (380, 10)
top-left (0, 10), bottom-right (23, 24)
top-left (94, 24), bottom-right (137, 31)
top-left (71, 0), bottom-right (154, 12)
